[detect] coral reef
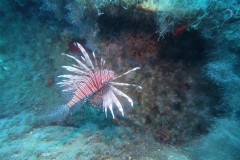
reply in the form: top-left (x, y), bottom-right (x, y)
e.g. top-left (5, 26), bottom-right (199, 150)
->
top-left (188, 118), bottom-right (240, 160)
top-left (0, 111), bottom-right (190, 159)
top-left (1, 0), bottom-right (240, 159)
top-left (55, 30), bottom-right (217, 145)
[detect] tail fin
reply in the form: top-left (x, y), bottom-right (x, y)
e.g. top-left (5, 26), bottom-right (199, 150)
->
top-left (45, 104), bottom-right (70, 123)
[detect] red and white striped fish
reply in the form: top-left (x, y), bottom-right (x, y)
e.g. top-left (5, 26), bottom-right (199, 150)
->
top-left (55, 43), bottom-right (141, 119)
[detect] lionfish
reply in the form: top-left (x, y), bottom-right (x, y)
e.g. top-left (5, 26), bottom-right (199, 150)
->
top-left (51, 43), bottom-right (141, 120)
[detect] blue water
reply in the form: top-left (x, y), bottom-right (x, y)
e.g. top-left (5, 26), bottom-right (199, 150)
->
top-left (0, 0), bottom-right (240, 159)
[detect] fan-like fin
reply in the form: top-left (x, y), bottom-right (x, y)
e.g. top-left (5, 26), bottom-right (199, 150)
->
top-left (109, 85), bottom-right (133, 106)
top-left (109, 82), bottom-right (142, 89)
top-left (108, 103), bottom-right (115, 119)
top-left (102, 88), bottom-right (113, 118)
top-left (92, 52), bottom-right (98, 67)
top-left (76, 43), bottom-right (94, 69)
top-left (113, 67), bottom-right (140, 80)
top-left (108, 89), bottom-right (124, 116)
top-left (58, 74), bottom-right (86, 80)
top-left (62, 66), bottom-right (87, 74)
top-left (62, 53), bottom-right (91, 72)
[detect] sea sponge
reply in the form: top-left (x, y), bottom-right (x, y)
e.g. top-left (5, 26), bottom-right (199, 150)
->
top-left (137, 0), bottom-right (173, 12)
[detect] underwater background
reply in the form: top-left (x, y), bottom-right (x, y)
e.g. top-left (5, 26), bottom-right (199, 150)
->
top-left (0, 0), bottom-right (240, 159)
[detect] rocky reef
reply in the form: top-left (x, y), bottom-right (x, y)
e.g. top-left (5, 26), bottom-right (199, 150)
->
top-left (0, 0), bottom-right (240, 159)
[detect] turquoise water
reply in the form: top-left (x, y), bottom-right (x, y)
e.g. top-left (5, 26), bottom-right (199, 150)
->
top-left (0, 1), bottom-right (240, 160)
